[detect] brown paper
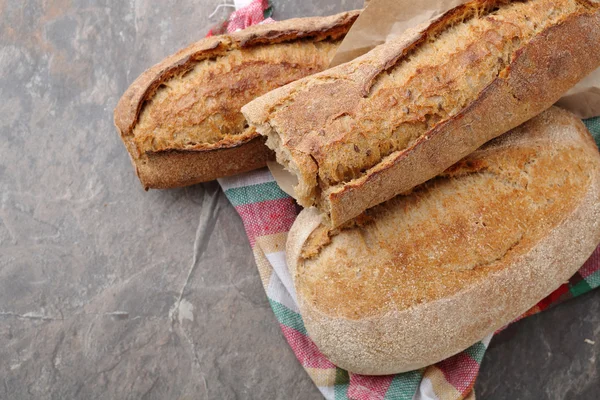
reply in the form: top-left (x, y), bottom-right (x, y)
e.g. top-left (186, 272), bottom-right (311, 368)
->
top-left (267, 161), bottom-right (297, 197)
top-left (330, 0), bottom-right (464, 67)
top-left (556, 70), bottom-right (600, 119)
top-left (270, 0), bottom-right (600, 197)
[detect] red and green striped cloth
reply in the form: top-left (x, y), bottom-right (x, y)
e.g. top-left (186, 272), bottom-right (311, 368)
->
top-left (218, 116), bottom-right (600, 400)
top-left (206, 0), bottom-right (273, 36)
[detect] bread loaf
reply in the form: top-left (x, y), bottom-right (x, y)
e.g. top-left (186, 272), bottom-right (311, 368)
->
top-left (114, 11), bottom-right (359, 189)
top-left (243, 0), bottom-right (600, 227)
top-left (286, 107), bottom-right (600, 375)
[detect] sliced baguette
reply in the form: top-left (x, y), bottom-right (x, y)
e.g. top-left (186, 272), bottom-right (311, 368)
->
top-left (243, 0), bottom-right (600, 227)
top-left (287, 107), bottom-right (600, 375)
top-left (114, 10), bottom-right (360, 189)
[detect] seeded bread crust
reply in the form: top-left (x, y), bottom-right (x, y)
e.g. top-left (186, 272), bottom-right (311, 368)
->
top-left (243, 0), bottom-right (600, 227)
top-left (286, 107), bottom-right (600, 375)
top-left (113, 11), bottom-right (360, 190)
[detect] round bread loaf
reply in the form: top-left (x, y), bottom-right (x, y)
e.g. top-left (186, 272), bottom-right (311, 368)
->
top-left (287, 107), bottom-right (600, 375)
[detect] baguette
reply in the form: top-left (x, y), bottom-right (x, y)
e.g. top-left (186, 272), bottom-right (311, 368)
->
top-left (114, 11), bottom-right (360, 189)
top-left (243, 0), bottom-right (600, 227)
top-left (286, 107), bottom-right (600, 375)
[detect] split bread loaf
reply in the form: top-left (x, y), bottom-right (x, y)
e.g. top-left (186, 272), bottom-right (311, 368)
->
top-left (243, 0), bottom-right (600, 227)
top-left (286, 107), bottom-right (600, 375)
top-left (114, 11), bottom-right (359, 189)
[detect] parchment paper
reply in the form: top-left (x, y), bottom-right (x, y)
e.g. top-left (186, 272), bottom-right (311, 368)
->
top-left (267, 161), bottom-right (297, 197)
top-left (330, 0), bottom-right (464, 67)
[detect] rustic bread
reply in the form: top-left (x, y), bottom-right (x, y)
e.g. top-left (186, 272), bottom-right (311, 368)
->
top-left (243, 0), bottom-right (600, 227)
top-left (286, 107), bottom-right (600, 375)
top-left (114, 11), bottom-right (359, 189)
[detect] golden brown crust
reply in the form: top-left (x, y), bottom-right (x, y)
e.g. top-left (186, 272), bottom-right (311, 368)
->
top-left (228, 11), bottom-right (362, 47)
top-left (113, 10), bottom-right (360, 189)
top-left (114, 11), bottom-right (360, 138)
top-left (133, 43), bottom-right (344, 155)
top-left (114, 36), bottom-right (226, 141)
top-left (134, 137), bottom-right (274, 190)
top-left (243, 0), bottom-right (600, 227)
top-left (287, 107), bottom-right (600, 375)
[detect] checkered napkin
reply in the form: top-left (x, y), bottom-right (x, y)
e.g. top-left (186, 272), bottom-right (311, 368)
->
top-left (218, 117), bottom-right (600, 400)
top-left (206, 0), bottom-right (273, 36)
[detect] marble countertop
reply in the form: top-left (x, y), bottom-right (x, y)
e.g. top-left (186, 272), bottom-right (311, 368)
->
top-left (0, 0), bottom-right (598, 398)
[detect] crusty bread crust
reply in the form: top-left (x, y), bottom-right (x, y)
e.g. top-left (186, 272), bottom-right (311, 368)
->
top-left (244, 0), bottom-right (600, 227)
top-left (287, 108), bottom-right (600, 375)
top-left (130, 137), bottom-right (272, 190)
top-left (113, 11), bottom-right (360, 190)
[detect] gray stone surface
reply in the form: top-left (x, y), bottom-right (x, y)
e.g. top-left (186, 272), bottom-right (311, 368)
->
top-left (0, 0), bottom-right (598, 399)
top-left (476, 291), bottom-right (600, 400)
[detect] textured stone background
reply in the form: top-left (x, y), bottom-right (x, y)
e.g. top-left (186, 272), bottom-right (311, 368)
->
top-left (0, 0), bottom-right (598, 399)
